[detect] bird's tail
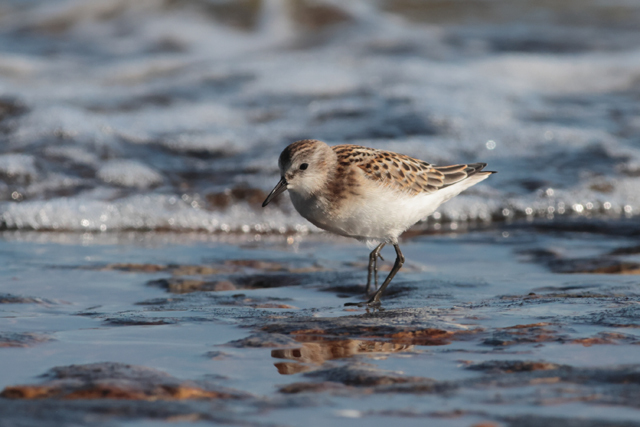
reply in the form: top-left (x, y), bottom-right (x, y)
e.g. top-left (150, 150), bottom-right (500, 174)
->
top-left (434, 163), bottom-right (496, 187)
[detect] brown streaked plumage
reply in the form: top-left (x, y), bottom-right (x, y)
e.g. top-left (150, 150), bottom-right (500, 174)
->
top-left (262, 139), bottom-right (495, 308)
top-left (333, 144), bottom-right (487, 196)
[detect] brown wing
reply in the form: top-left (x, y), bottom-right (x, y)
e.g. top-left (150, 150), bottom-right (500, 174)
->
top-left (332, 145), bottom-right (487, 196)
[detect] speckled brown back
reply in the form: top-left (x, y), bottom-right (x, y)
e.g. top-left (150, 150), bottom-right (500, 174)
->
top-left (332, 144), bottom-right (486, 196)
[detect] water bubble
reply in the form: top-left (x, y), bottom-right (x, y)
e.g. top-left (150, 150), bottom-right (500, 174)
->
top-left (81, 219), bottom-right (90, 227)
top-left (434, 223), bottom-right (441, 230)
top-left (432, 212), bottom-right (441, 220)
top-left (450, 222), bottom-right (458, 230)
top-left (287, 236), bottom-right (294, 245)
top-left (502, 208), bottom-right (510, 217)
top-left (525, 207), bottom-right (533, 215)
top-left (604, 202), bottom-right (612, 210)
top-left (586, 202), bottom-right (594, 210)
top-left (11, 191), bottom-right (21, 200)
top-left (241, 225), bottom-right (250, 233)
top-left (100, 224), bottom-right (107, 232)
top-left (502, 231), bottom-right (509, 238)
top-left (485, 140), bottom-right (496, 150)
top-left (573, 204), bottom-right (584, 213)
top-left (545, 188), bottom-right (554, 196)
top-left (624, 205), bottom-right (633, 213)
top-left (548, 206), bottom-right (555, 213)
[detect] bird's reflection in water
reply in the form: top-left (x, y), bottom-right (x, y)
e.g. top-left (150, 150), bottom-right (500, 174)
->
top-left (271, 338), bottom-right (414, 375)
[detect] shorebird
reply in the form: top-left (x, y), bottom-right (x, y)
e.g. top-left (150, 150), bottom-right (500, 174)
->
top-left (262, 139), bottom-right (495, 307)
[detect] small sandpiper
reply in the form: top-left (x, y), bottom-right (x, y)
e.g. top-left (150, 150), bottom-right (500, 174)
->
top-left (262, 139), bottom-right (495, 308)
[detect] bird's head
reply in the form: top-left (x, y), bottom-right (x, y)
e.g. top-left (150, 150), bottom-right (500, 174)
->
top-left (262, 139), bottom-right (334, 207)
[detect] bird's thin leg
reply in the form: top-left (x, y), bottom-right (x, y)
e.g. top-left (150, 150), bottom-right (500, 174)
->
top-left (367, 244), bottom-right (404, 306)
top-left (374, 248), bottom-right (385, 290)
top-left (365, 243), bottom-right (385, 294)
top-left (346, 244), bottom-right (404, 308)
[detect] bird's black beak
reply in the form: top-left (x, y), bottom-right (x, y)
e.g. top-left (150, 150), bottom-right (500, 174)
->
top-left (262, 177), bottom-right (288, 207)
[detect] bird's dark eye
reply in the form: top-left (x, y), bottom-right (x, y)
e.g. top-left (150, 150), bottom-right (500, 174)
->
top-left (299, 163), bottom-right (309, 170)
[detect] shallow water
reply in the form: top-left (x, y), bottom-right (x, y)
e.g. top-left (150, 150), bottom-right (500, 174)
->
top-left (0, 0), bottom-right (639, 232)
top-left (1, 226), bottom-right (640, 426)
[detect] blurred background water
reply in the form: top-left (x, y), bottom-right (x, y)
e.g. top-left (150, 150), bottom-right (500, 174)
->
top-left (0, 0), bottom-right (639, 234)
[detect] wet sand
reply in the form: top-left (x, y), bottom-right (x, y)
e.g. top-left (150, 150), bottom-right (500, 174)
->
top-left (1, 222), bottom-right (639, 426)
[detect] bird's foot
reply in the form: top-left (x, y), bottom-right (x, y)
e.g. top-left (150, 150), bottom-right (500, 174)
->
top-left (344, 296), bottom-right (382, 309)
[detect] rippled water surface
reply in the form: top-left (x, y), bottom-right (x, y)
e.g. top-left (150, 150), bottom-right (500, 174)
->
top-left (0, 0), bottom-right (639, 232)
top-left (1, 227), bottom-right (640, 426)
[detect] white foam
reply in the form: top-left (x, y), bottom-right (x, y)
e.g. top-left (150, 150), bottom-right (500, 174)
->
top-left (0, 154), bottom-right (38, 183)
top-left (0, 194), bottom-right (309, 233)
top-left (0, 1), bottom-right (639, 231)
top-left (96, 160), bottom-right (163, 188)
top-left (250, 60), bottom-right (362, 96)
top-left (44, 146), bottom-right (99, 166)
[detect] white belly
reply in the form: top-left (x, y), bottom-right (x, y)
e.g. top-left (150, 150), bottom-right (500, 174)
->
top-left (290, 173), bottom-right (489, 243)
